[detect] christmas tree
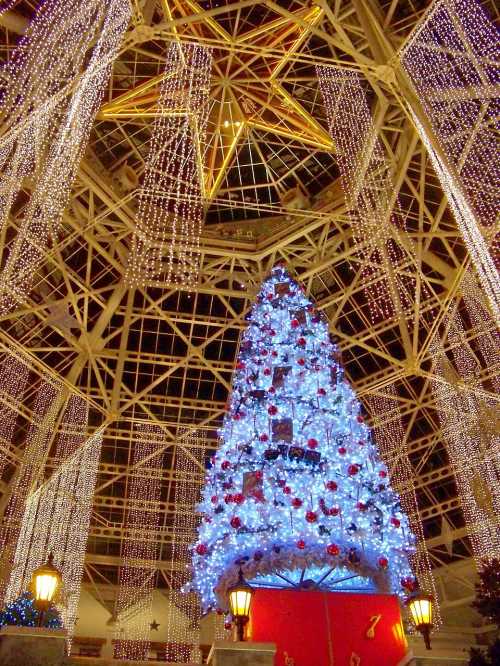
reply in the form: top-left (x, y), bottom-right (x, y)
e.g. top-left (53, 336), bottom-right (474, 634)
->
top-left (0, 592), bottom-right (62, 629)
top-left (191, 266), bottom-right (416, 612)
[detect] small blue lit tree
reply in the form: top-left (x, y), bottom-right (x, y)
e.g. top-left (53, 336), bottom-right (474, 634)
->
top-left (0, 592), bottom-right (62, 629)
top-left (191, 266), bottom-right (416, 612)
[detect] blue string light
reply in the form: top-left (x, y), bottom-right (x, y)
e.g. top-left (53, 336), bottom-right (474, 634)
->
top-left (191, 266), bottom-right (416, 612)
top-left (0, 592), bottom-right (62, 629)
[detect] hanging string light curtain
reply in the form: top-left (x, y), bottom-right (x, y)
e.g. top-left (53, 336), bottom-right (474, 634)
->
top-left (368, 388), bottom-right (441, 626)
top-left (0, 377), bottom-right (62, 606)
top-left (400, 0), bottom-right (500, 324)
top-left (114, 423), bottom-right (164, 661)
top-left (430, 291), bottom-right (500, 560)
top-left (125, 42), bottom-right (212, 290)
top-left (460, 272), bottom-right (499, 394)
top-left (5, 429), bottom-right (104, 645)
top-left (53, 394), bottom-right (89, 463)
top-left (0, 0), bottom-right (131, 314)
top-left (0, 351), bottom-right (29, 481)
top-left (166, 430), bottom-right (206, 664)
top-left (317, 66), bottom-right (426, 322)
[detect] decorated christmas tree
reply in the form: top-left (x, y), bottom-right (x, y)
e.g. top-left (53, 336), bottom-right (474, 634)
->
top-left (0, 592), bottom-right (62, 629)
top-left (191, 266), bottom-right (416, 612)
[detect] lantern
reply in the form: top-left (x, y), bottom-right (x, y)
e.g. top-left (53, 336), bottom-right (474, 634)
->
top-left (228, 567), bottom-right (253, 641)
top-left (406, 590), bottom-right (434, 650)
top-left (30, 553), bottom-right (62, 624)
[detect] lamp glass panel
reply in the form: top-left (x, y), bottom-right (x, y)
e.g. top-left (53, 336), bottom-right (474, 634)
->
top-left (35, 573), bottom-right (58, 602)
top-left (229, 588), bottom-right (252, 617)
top-left (409, 597), bottom-right (432, 627)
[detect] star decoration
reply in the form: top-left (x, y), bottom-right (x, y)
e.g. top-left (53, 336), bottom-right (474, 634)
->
top-left (99, 2), bottom-right (333, 200)
top-left (150, 619), bottom-right (160, 631)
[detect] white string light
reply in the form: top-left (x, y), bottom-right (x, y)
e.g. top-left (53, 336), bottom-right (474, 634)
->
top-left (166, 430), bottom-right (206, 664)
top-left (0, 352), bottom-right (29, 482)
top-left (0, 0), bottom-right (130, 314)
top-left (369, 388), bottom-right (441, 626)
top-left (114, 423), bottom-right (164, 661)
top-left (317, 66), bottom-right (427, 322)
top-left (401, 0), bottom-right (500, 325)
top-left (430, 298), bottom-right (500, 561)
top-left (0, 1), bottom-right (19, 17)
top-left (0, 378), bottom-right (61, 607)
top-left (53, 394), bottom-right (89, 462)
top-left (460, 271), bottom-right (499, 393)
top-left (6, 428), bottom-right (103, 648)
top-left (125, 42), bottom-right (212, 290)
top-left (408, 110), bottom-right (499, 327)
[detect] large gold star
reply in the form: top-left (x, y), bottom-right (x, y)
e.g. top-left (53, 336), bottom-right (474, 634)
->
top-left (99, 1), bottom-right (333, 200)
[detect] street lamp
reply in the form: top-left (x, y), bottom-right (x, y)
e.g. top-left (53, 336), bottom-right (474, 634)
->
top-left (30, 553), bottom-right (62, 627)
top-left (406, 590), bottom-right (434, 650)
top-left (228, 567), bottom-right (253, 642)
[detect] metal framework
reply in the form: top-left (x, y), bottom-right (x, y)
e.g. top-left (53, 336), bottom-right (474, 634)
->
top-left (0, 0), bottom-right (498, 639)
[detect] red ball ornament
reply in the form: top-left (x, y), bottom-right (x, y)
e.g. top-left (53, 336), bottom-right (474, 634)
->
top-left (259, 433), bottom-right (269, 442)
top-left (211, 495), bottom-right (218, 504)
top-left (327, 544), bottom-right (339, 556)
top-left (236, 361), bottom-right (246, 370)
top-left (283, 486), bottom-right (291, 495)
top-left (326, 481), bottom-right (338, 491)
top-left (347, 464), bottom-right (360, 476)
top-left (221, 460), bottom-right (231, 470)
top-left (329, 507), bottom-right (340, 516)
top-left (357, 501), bottom-right (367, 512)
top-left (261, 349), bottom-right (268, 356)
top-left (317, 388), bottom-right (326, 396)
top-left (401, 577), bottom-right (416, 592)
top-left (391, 517), bottom-right (401, 528)
top-left (292, 497), bottom-right (303, 508)
top-left (263, 368), bottom-right (271, 376)
top-left (268, 405), bottom-right (278, 415)
top-left (307, 438), bottom-right (318, 449)
top-left (195, 543), bottom-right (208, 556)
top-left (234, 493), bottom-right (245, 505)
top-left (378, 556), bottom-right (389, 569)
top-left (297, 337), bottom-right (306, 347)
top-left (379, 470), bottom-right (387, 478)
top-left (270, 329), bottom-right (276, 336)
top-left (291, 319), bottom-right (299, 328)
top-left (255, 471), bottom-right (263, 480)
top-left (357, 415), bottom-right (364, 423)
top-left (272, 351), bottom-right (278, 357)
top-left (297, 358), bottom-right (306, 366)
top-left (306, 511), bottom-right (317, 523)
top-left (268, 386), bottom-right (276, 394)
top-left (230, 516), bottom-right (242, 529)
top-left (266, 294), bottom-right (273, 300)
top-left (296, 539), bottom-right (306, 550)
top-left (338, 446), bottom-right (347, 456)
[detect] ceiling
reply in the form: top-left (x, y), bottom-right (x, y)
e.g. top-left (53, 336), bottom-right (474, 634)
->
top-left (0, 0), bottom-right (498, 637)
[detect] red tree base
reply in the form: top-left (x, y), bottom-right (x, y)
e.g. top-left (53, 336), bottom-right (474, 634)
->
top-left (249, 589), bottom-right (409, 666)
